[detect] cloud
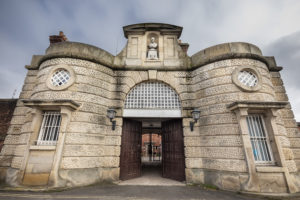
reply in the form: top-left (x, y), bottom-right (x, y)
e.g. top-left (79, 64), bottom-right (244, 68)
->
top-left (264, 31), bottom-right (300, 121)
top-left (0, 0), bottom-right (300, 120)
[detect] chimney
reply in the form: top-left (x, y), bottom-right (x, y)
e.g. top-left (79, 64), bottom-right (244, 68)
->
top-left (49, 31), bottom-right (68, 44)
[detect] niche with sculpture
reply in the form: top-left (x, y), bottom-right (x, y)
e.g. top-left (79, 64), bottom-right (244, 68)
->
top-left (147, 34), bottom-right (159, 60)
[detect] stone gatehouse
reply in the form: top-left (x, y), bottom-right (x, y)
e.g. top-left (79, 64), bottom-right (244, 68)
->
top-left (1, 23), bottom-right (300, 194)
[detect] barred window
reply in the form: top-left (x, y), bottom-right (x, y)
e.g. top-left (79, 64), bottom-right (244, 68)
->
top-left (37, 111), bottom-right (62, 145)
top-left (125, 82), bottom-right (181, 109)
top-left (246, 115), bottom-right (274, 164)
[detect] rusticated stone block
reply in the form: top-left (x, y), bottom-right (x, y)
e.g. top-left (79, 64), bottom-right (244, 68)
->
top-left (59, 168), bottom-right (101, 187)
top-left (1, 145), bottom-right (16, 156)
top-left (76, 84), bottom-right (113, 99)
top-left (258, 173), bottom-right (287, 193)
top-left (290, 138), bottom-right (300, 147)
top-left (4, 135), bottom-right (20, 145)
top-left (292, 149), bottom-right (300, 159)
top-left (24, 76), bottom-right (36, 84)
top-left (283, 119), bottom-right (297, 128)
top-left (104, 136), bottom-right (121, 146)
top-left (100, 157), bottom-right (119, 167)
top-left (275, 93), bottom-right (289, 101)
top-left (11, 156), bottom-right (23, 169)
top-left (185, 158), bottom-right (247, 172)
top-left (185, 146), bottom-right (244, 159)
top-left (184, 135), bottom-right (242, 147)
top-left (61, 157), bottom-right (101, 169)
top-left (63, 145), bottom-right (105, 156)
top-left (7, 125), bottom-right (22, 135)
top-left (271, 78), bottom-right (283, 86)
top-left (0, 155), bottom-right (13, 167)
top-left (191, 75), bottom-right (232, 91)
top-left (283, 148), bottom-right (294, 160)
top-left (286, 128), bottom-right (299, 138)
top-left (67, 122), bottom-right (107, 134)
top-left (183, 124), bottom-right (240, 136)
top-left (10, 116), bottom-right (26, 125)
top-left (73, 66), bottom-right (115, 84)
top-left (100, 167), bottom-right (119, 182)
top-left (285, 160), bottom-right (298, 172)
top-left (14, 145), bottom-right (27, 156)
top-left (278, 136), bottom-right (291, 147)
top-left (65, 133), bottom-right (104, 145)
top-left (104, 146), bottom-right (120, 156)
top-left (185, 168), bottom-right (204, 184)
top-left (76, 75), bottom-right (113, 91)
top-left (71, 112), bottom-right (107, 124)
top-left (221, 174), bottom-right (241, 191)
top-left (183, 113), bottom-right (237, 127)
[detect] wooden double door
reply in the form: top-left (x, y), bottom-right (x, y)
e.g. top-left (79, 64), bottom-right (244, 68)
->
top-left (120, 118), bottom-right (185, 181)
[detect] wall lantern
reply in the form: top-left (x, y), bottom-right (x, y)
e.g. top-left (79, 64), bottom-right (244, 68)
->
top-left (107, 108), bottom-right (117, 130)
top-left (190, 108), bottom-right (200, 131)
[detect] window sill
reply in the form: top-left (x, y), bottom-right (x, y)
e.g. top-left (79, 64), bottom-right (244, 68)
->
top-left (256, 166), bottom-right (284, 173)
top-left (29, 145), bottom-right (56, 151)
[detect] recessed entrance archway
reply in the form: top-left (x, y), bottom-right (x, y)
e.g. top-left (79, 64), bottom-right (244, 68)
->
top-left (120, 81), bottom-right (185, 183)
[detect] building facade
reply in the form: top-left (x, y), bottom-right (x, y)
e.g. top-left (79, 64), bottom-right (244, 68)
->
top-left (1, 23), bottom-right (300, 194)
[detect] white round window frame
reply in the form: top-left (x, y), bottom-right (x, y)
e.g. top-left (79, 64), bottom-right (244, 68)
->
top-left (232, 66), bottom-right (262, 92)
top-left (46, 65), bottom-right (76, 91)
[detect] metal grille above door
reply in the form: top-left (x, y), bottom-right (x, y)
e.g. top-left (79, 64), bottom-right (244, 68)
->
top-left (124, 82), bottom-right (181, 118)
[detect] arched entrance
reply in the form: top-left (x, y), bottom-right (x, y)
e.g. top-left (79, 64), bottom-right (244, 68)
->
top-left (120, 82), bottom-right (185, 182)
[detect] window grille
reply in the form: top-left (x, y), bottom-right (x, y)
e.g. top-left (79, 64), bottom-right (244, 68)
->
top-left (37, 111), bottom-right (62, 145)
top-left (246, 115), bottom-right (274, 164)
top-left (238, 71), bottom-right (258, 87)
top-left (124, 82), bottom-right (181, 109)
top-left (51, 69), bottom-right (70, 86)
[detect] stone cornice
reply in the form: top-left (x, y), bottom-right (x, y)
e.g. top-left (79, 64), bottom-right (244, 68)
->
top-left (123, 23), bottom-right (183, 38)
top-left (25, 41), bottom-right (283, 72)
top-left (227, 101), bottom-right (288, 111)
top-left (22, 99), bottom-right (81, 111)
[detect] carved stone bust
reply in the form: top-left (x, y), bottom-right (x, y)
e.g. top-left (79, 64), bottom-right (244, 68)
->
top-left (147, 37), bottom-right (158, 60)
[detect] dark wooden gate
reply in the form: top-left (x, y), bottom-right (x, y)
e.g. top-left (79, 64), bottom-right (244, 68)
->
top-left (162, 119), bottom-right (185, 181)
top-left (120, 118), bottom-right (142, 180)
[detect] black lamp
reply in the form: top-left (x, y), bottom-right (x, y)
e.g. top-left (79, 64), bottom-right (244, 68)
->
top-left (107, 109), bottom-right (116, 130)
top-left (190, 108), bottom-right (200, 131)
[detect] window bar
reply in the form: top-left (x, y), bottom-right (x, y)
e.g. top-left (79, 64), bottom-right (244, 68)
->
top-left (248, 116), bottom-right (259, 161)
top-left (50, 113), bottom-right (58, 144)
top-left (37, 113), bottom-right (46, 145)
top-left (257, 116), bottom-right (269, 162)
top-left (253, 116), bottom-right (264, 161)
top-left (46, 112), bottom-right (55, 143)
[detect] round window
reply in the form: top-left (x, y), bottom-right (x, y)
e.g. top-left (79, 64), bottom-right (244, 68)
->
top-left (232, 66), bottom-right (261, 92)
top-left (51, 69), bottom-right (70, 86)
top-left (238, 70), bottom-right (258, 87)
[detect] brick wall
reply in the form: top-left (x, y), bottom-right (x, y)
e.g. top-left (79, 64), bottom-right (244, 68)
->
top-left (0, 99), bottom-right (17, 151)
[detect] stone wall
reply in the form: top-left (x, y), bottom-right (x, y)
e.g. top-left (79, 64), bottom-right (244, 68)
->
top-left (0, 70), bottom-right (36, 185)
top-left (183, 58), bottom-right (297, 192)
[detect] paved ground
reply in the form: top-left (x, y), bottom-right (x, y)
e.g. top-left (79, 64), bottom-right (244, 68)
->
top-left (119, 161), bottom-right (184, 186)
top-left (0, 184), bottom-right (272, 200)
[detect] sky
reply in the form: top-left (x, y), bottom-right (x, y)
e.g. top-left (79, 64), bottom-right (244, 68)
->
top-left (0, 0), bottom-right (300, 121)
